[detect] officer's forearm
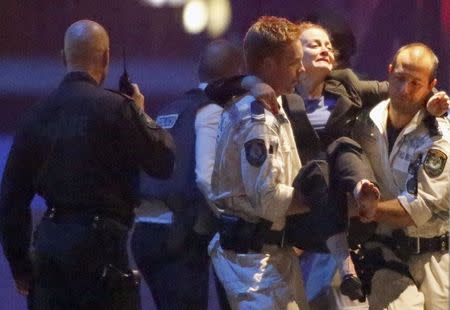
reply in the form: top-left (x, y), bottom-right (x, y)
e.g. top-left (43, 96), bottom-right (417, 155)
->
top-left (373, 199), bottom-right (415, 228)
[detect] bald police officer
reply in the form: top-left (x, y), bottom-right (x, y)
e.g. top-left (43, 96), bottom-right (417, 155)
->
top-left (355, 43), bottom-right (449, 310)
top-left (0, 20), bottom-right (174, 309)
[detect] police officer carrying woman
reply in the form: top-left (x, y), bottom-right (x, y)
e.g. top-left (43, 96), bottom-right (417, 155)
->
top-left (205, 21), bottom-right (449, 301)
top-left (0, 20), bottom-right (175, 309)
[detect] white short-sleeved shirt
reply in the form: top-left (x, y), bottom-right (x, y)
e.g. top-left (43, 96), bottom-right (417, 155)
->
top-left (363, 99), bottom-right (450, 238)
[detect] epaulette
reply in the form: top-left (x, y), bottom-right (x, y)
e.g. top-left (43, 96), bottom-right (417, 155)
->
top-left (104, 88), bottom-right (134, 101)
top-left (106, 88), bottom-right (159, 129)
top-left (250, 100), bottom-right (265, 122)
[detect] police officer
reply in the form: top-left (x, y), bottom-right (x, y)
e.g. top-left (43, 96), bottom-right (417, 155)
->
top-left (0, 20), bottom-right (175, 309)
top-left (131, 39), bottom-right (243, 309)
top-left (208, 16), bottom-right (311, 309)
top-left (355, 43), bottom-right (449, 309)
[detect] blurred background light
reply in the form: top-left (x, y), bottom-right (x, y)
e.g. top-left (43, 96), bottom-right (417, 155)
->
top-left (142, 0), bottom-right (167, 8)
top-left (167, 0), bottom-right (186, 7)
top-left (182, 0), bottom-right (208, 34)
top-left (207, 0), bottom-right (232, 37)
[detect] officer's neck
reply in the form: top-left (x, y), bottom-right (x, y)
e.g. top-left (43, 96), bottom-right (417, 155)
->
top-left (387, 105), bottom-right (417, 130)
top-left (66, 64), bottom-right (103, 85)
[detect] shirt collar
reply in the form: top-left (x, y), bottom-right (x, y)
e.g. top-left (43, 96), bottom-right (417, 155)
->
top-left (277, 96), bottom-right (290, 121)
top-left (370, 98), bottom-right (425, 136)
top-left (62, 71), bottom-right (98, 86)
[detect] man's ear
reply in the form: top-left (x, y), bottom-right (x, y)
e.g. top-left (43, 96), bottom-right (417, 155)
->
top-left (429, 78), bottom-right (437, 90)
top-left (61, 49), bottom-right (67, 67)
top-left (102, 48), bottom-right (110, 68)
top-left (388, 64), bottom-right (393, 74)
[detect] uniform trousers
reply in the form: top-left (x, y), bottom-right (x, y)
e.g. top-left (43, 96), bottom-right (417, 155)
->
top-left (209, 234), bottom-right (309, 310)
top-left (131, 222), bottom-right (210, 310)
top-left (366, 241), bottom-right (449, 310)
top-left (29, 216), bottom-right (139, 310)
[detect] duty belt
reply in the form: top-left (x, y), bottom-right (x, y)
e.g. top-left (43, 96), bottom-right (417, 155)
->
top-left (394, 231), bottom-right (449, 254)
top-left (370, 231), bottom-right (449, 257)
top-left (218, 214), bottom-right (285, 253)
top-left (44, 206), bottom-right (133, 228)
top-left (259, 228), bottom-right (286, 247)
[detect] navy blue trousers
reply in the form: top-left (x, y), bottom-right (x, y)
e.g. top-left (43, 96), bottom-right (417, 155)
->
top-left (131, 222), bottom-right (210, 310)
top-left (28, 216), bottom-right (139, 310)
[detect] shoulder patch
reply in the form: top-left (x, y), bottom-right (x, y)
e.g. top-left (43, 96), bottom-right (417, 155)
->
top-left (156, 114), bottom-right (179, 129)
top-left (244, 139), bottom-right (267, 167)
top-left (251, 100), bottom-right (265, 122)
top-left (423, 149), bottom-right (447, 177)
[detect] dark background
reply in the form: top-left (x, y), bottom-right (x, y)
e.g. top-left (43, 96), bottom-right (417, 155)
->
top-left (0, 0), bottom-right (449, 309)
top-left (0, 0), bottom-right (448, 132)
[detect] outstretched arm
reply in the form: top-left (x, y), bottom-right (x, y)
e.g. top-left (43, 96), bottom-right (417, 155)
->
top-left (329, 68), bottom-right (388, 108)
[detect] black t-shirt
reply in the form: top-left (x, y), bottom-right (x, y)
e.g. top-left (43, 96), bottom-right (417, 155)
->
top-left (387, 117), bottom-right (403, 155)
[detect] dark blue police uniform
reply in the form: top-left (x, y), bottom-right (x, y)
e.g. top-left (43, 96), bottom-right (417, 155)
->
top-left (0, 71), bottom-right (175, 309)
top-left (131, 88), bottom-right (215, 310)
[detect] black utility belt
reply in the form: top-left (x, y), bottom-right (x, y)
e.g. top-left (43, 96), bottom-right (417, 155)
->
top-left (44, 207), bottom-right (132, 229)
top-left (218, 213), bottom-right (285, 253)
top-left (373, 232), bottom-right (449, 255)
top-left (397, 233), bottom-right (449, 254)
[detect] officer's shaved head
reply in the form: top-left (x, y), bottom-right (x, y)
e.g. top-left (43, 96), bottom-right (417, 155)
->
top-left (391, 43), bottom-right (438, 82)
top-left (388, 43), bottom-right (438, 123)
top-left (198, 39), bottom-right (244, 83)
top-left (63, 20), bottom-right (110, 83)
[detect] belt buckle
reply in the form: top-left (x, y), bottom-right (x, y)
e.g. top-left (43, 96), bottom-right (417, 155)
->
top-left (413, 237), bottom-right (421, 254)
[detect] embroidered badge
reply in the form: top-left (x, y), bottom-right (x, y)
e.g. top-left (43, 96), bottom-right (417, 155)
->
top-left (423, 149), bottom-right (447, 177)
top-left (156, 114), bottom-right (179, 129)
top-left (245, 139), bottom-right (267, 167)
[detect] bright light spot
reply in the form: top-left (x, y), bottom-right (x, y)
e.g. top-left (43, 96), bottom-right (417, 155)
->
top-left (182, 0), bottom-right (208, 34)
top-left (141, 0), bottom-right (167, 7)
top-left (207, 0), bottom-right (231, 37)
top-left (167, 0), bottom-right (186, 6)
